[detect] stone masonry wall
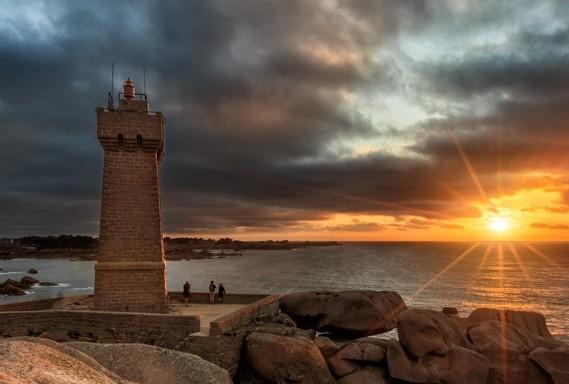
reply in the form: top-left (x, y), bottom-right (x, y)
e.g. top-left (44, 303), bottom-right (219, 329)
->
top-left (0, 310), bottom-right (199, 348)
top-left (168, 291), bottom-right (268, 305)
top-left (95, 100), bottom-right (167, 313)
top-left (209, 295), bottom-right (280, 336)
top-left (182, 295), bottom-right (280, 375)
top-left (0, 297), bottom-right (66, 312)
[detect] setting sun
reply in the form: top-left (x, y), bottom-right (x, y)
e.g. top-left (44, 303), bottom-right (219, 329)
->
top-left (488, 216), bottom-right (512, 233)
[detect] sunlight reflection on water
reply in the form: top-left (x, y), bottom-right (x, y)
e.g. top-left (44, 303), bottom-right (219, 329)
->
top-left (1, 242), bottom-right (568, 341)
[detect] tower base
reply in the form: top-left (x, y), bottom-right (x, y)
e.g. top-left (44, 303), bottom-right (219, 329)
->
top-left (94, 261), bottom-right (168, 313)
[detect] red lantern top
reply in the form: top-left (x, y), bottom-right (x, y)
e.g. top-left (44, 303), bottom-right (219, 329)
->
top-left (123, 78), bottom-right (135, 99)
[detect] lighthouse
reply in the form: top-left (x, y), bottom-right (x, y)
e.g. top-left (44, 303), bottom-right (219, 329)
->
top-left (94, 78), bottom-right (167, 313)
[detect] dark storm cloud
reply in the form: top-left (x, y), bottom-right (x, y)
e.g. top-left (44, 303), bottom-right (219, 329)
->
top-left (422, 28), bottom-right (569, 101)
top-left (1, 0), bottom-right (568, 236)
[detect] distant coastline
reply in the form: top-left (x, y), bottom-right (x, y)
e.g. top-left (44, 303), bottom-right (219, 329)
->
top-left (0, 235), bottom-right (339, 261)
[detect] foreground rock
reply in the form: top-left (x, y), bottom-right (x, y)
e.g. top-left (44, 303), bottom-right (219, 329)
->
top-left (0, 338), bottom-right (131, 384)
top-left (465, 308), bottom-right (555, 339)
top-left (67, 342), bottom-right (232, 384)
top-left (468, 320), bottom-right (567, 384)
top-left (245, 331), bottom-right (335, 384)
top-left (0, 337), bottom-right (231, 384)
top-left (280, 290), bottom-right (407, 337)
top-left (388, 309), bottom-right (489, 384)
top-left (326, 338), bottom-right (388, 383)
top-left (529, 346), bottom-right (569, 384)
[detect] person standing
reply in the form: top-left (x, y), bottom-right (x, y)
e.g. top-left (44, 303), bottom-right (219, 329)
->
top-left (183, 281), bottom-right (191, 306)
top-left (218, 283), bottom-right (226, 303)
top-left (208, 280), bottom-right (216, 304)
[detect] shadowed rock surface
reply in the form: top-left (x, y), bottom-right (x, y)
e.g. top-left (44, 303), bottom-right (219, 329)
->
top-left (465, 308), bottom-right (555, 339)
top-left (0, 338), bottom-right (132, 384)
top-left (397, 309), bottom-right (475, 357)
top-left (279, 290), bottom-right (407, 337)
top-left (245, 331), bottom-right (336, 384)
top-left (67, 342), bottom-right (232, 384)
top-left (467, 320), bottom-right (566, 384)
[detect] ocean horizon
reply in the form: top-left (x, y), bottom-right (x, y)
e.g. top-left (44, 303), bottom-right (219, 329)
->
top-left (2, 241), bottom-right (568, 342)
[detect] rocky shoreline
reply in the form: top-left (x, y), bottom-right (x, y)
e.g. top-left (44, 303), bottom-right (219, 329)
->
top-left (0, 235), bottom-right (339, 261)
top-left (0, 274), bottom-right (58, 296)
top-left (238, 290), bottom-right (569, 384)
top-left (0, 290), bottom-right (567, 383)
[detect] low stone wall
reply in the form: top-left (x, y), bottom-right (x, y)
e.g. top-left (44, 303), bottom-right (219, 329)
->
top-left (0, 292), bottom-right (281, 377)
top-left (0, 310), bottom-right (200, 348)
top-left (0, 296), bottom-right (81, 312)
top-left (182, 294), bottom-right (280, 375)
top-left (168, 291), bottom-right (268, 305)
top-left (209, 294), bottom-right (280, 336)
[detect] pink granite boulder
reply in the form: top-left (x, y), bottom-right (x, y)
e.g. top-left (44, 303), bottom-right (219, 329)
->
top-left (245, 332), bottom-right (335, 384)
top-left (280, 290), bottom-right (407, 337)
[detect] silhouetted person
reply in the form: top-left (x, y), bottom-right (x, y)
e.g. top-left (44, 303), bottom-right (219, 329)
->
top-left (183, 281), bottom-right (191, 306)
top-left (209, 280), bottom-right (216, 304)
top-left (218, 283), bottom-right (226, 303)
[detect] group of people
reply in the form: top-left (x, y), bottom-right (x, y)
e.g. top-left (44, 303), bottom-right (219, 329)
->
top-left (182, 280), bottom-right (225, 306)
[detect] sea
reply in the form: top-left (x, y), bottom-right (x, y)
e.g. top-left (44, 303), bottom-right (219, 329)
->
top-left (1, 242), bottom-right (568, 342)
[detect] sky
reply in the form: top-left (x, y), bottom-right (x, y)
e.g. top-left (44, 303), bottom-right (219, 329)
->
top-left (1, 0), bottom-right (568, 241)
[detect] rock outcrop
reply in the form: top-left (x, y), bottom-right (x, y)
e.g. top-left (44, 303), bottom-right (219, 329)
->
top-left (529, 346), bottom-right (569, 384)
top-left (245, 331), bottom-right (336, 384)
top-left (467, 319), bottom-right (567, 384)
top-left (327, 337), bottom-right (388, 380)
top-left (242, 300), bottom-right (568, 384)
top-left (0, 337), bottom-right (231, 384)
top-left (280, 290), bottom-right (407, 337)
top-left (67, 342), bottom-right (232, 384)
top-left (465, 308), bottom-right (555, 339)
top-left (0, 338), bottom-right (131, 384)
top-left (387, 309), bottom-right (489, 384)
top-left (0, 276), bottom-right (39, 296)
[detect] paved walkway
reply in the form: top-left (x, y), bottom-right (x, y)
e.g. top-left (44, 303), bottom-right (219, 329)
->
top-left (169, 303), bottom-right (245, 335)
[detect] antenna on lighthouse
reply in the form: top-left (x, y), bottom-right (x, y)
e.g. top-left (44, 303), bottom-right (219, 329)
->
top-left (143, 66), bottom-right (147, 96)
top-left (107, 62), bottom-right (115, 107)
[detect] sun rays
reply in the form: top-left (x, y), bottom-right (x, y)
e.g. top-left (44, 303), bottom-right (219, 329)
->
top-left (411, 241), bottom-right (559, 302)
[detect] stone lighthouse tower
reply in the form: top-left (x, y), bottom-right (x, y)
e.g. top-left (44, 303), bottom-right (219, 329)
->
top-left (95, 78), bottom-right (167, 313)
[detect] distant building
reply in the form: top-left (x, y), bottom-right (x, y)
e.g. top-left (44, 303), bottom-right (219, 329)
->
top-left (94, 78), bottom-right (168, 313)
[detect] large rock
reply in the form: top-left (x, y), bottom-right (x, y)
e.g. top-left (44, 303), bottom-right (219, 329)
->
top-left (280, 290), bottom-right (407, 337)
top-left (314, 336), bottom-right (339, 358)
top-left (397, 309), bottom-right (474, 358)
top-left (387, 339), bottom-right (489, 384)
top-left (337, 366), bottom-right (387, 384)
top-left (0, 338), bottom-right (131, 384)
top-left (20, 276), bottom-right (39, 286)
top-left (385, 309), bottom-right (491, 384)
top-left (67, 342), bottom-right (232, 384)
top-left (467, 320), bottom-right (552, 384)
top-left (0, 282), bottom-right (26, 296)
top-left (529, 346), bottom-right (569, 384)
top-left (245, 331), bottom-right (335, 384)
top-left (465, 308), bottom-right (554, 339)
top-left (327, 338), bottom-right (387, 378)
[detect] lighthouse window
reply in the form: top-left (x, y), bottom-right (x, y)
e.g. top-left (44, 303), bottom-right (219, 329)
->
top-left (117, 134), bottom-right (124, 146)
top-left (137, 134), bottom-right (143, 146)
